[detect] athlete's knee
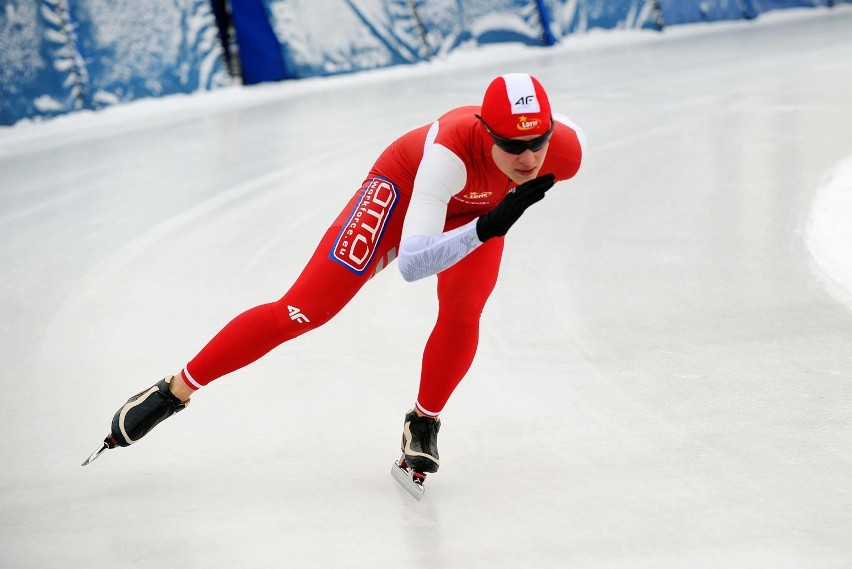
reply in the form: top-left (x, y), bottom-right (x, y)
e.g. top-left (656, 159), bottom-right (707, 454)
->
top-left (439, 286), bottom-right (494, 320)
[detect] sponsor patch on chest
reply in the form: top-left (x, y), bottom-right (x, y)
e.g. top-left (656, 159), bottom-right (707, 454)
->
top-left (454, 190), bottom-right (494, 206)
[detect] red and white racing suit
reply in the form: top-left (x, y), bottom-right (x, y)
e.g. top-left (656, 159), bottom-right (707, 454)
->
top-left (180, 106), bottom-right (584, 416)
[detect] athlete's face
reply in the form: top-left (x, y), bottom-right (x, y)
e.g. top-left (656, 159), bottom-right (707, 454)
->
top-left (490, 137), bottom-right (550, 184)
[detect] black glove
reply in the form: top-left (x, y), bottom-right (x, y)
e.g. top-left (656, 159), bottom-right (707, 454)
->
top-left (476, 173), bottom-right (555, 242)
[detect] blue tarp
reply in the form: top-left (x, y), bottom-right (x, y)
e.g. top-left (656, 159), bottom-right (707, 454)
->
top-left (547, 0), bottom-right (662, 35)
top-left (1, 0), bottom-right (83, 123)
top-left (656, 0), bottom-right (747, 25)
top-left (0, 0), bottom-right (230, 125)
top-left (2, 0), bottom-right (848, 125)
top-left (259, 0), bottom-right (661, 79)
top-left (751, 0), bottom-right (833, 13)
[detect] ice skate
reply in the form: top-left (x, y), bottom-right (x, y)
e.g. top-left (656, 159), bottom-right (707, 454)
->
top-left (401, 409), bottom-right (440, 473)
top-left (391, 410), bottom-right (440, 500)
top-left (82, 377), bottom-right (188, 465)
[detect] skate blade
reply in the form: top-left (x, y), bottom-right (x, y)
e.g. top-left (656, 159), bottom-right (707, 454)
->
top-left (81, 441), bottom-right (110, 466)
top-left (391, 460), bottom-right (425, 501)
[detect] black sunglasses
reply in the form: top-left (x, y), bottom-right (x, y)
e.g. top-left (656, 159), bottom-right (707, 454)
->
top-left (476, 114), bottom-right (555, 155)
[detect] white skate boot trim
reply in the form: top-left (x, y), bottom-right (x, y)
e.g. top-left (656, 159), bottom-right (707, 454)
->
top-left (117, 385), bottom-right (159, 445)
top-left (403, 422), bottom-right (440, 468)
top-left (391, 460), bottom-right (425, 501)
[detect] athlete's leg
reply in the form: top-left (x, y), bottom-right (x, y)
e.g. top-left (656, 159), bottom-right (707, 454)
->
top-left (177, 177), bottom-right (405, 394)
top-left (414, 235), bottom-right (504, 416)
top-left (178, 228), bottom-right (364, 390)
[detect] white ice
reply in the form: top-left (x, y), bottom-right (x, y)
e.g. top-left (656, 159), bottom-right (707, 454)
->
top-left (2, 7), bottom-right (852, 568)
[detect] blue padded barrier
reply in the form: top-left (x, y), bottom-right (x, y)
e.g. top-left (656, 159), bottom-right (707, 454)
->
top-left (751, 0), bottom-right (832, 13)
top-left (1, 0), bottom-right (85, 123)
top-left (655, 0), bottom-right (749, 25)
top-left (231, 0), bottom-right (288, 84)
top-left (69, 0), bottom-right (230, 109)
top-left (545, 0), bottom-right (662, 35)
top-left (2, 0), bottom-right (849, 125)
top-left (1, 0), bottom-right (230, 125)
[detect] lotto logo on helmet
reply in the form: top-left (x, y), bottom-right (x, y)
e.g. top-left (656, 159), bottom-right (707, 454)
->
top-left (516, 116), bottom-right (541, 131)
top-left (331, 177), bottom-right (398, 274)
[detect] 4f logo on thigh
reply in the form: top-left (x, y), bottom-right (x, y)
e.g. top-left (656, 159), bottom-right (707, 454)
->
top-left (331, 177), bottom-right (398, 274)
top-left (288, 305), bottom-right (310, 323)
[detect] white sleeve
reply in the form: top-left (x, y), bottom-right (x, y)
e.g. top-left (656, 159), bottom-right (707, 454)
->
top-left (398, 219), bottom-right (482, 282)
top-left (398, 139), bottom-right (485, 282)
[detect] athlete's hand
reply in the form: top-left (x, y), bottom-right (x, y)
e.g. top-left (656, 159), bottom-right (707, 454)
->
top-left (475, 173), bottom-right (555, 242)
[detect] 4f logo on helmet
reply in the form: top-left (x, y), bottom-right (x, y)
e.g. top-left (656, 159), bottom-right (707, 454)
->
top-left (498, 73), bottom-right (544, 117)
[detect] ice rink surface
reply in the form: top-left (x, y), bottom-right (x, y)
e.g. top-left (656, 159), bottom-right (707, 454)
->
top-left (2, 7), bottom-right (852, 568)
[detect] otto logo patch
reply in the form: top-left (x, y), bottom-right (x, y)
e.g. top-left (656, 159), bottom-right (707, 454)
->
top-left (516, 115), bottom-right (541, 131)
top-left (331, 177), bottom-right (398, 274)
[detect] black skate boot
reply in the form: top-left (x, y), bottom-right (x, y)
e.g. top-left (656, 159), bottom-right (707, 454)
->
top-left (400, 409), bottom-right (440, 474)
top-left (391, 410), bottom-right (441, 500)
top-left (110, 376), bottom-right (188, 447)
top-left (82, 377), bottom-right (188, 465)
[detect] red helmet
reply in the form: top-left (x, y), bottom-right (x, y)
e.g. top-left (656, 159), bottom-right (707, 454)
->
top-left (479, 73), bottom-right (552, 139)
